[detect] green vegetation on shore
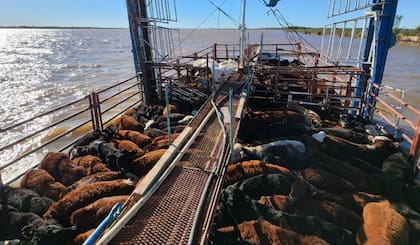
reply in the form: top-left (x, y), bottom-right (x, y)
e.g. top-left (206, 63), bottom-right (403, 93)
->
top-left (284, 26), bottom-right (420, 45)
top-left (284, 26), bottom-right (419, 37)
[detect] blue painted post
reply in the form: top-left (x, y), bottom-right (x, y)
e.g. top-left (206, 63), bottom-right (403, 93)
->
top-left (229, 88), bottom-right (234, 162)
top-left (83, 203), bottom-right (122, 245)
top-left (363, 0), bottom-right (399, 118)
top-left (126, 0), bottom-right (141, 74)
top-left (165, 85), bottom-right (171, 146)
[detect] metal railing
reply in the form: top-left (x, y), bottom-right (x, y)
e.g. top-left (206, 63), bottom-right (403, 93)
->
top-left (253, 42), bottom-right (367, 113)
top-left (0, 75), bottom-right (142, 184)
top-left (368, 83), bottom-right (420, 173)
top-left (321, 14), bottom-right (373, 65)
top-left (146, 25), bottom-right (180, 62)
top-left (144, 0), bottom-right (177, 23)
top-left (327, 0), bottom-right (374, 18)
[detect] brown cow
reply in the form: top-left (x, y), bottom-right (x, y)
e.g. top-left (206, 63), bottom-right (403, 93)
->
top-left (43, 179), bottom-right (134, 226)
top-left (70, 195), bottom-right (128, 232)
top-left (312, 189), bottom-right (384, 215)
top-left (115, 129), bottom-right (152, 147)
top-left (116, 114), bottom-right (144, 132)
top-left (313, 150), bottom-right (383, 194)
top-left (151, 133), bottom-right (180, 144)
top-left (225, 160), bottom-right (290, 186)
top-left (72, 228), bottom-right (94, 245)
top-left (162, 104), bottom-right (178, 116)
top-left (258, 194), bottom-right (361, 232)
top-left (66, 171), bottom-right (125, 192)
top-left (238, 110), bottom-right (309, 143)
top-left (356, 200), bottom-right (409, 245)
top-left (110, 139), bottom-right (145, 158)
top-left (39, 152), bottom-right (86, 186)
top-left (322, 134), bottom-right (398, 168)
top-left (300, 168), bottom-right (356, 194)
top-left (21, 169), bottom-right (67, 201)
top-left (72, 155), bottom-right (111, 175)
top-left (216, 219), bottom-right (329, 245)
top-left (131, 149), bottom-right (167, 178)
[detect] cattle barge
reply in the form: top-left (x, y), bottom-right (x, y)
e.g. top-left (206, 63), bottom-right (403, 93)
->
top-left (1, 0), bottom-right (419, 244)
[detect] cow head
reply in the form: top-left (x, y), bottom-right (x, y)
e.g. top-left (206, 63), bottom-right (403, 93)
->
top-left (22, 224), bottom-right (77, 245)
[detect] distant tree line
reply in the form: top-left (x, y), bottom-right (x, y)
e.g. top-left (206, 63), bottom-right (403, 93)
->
top-left (284, 24), bottom-right (419, 38)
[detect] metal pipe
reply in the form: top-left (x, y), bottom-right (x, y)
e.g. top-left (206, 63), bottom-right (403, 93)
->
top-left (336, 22), bottom-right (347, 63)
top-left (165, 85), bottom-right (172, 146)
top-left (239, 0), bottom-right (246, 69)
top-left (92, 92), bottom-right (102, 131)
top-left (83, 203), bottom-right (123, 245)
top-left (0, 95), bottom-right (89, 133)
top-left (229, 88), bottom-right (235, 162)
top-left (96, 75), bottom-right (137, 93)
top-left (409, 118), bottom-right (420, 175)
top-left (379, 88), bottom-right (420, 116)
top-left (195, 85), bottom-right (231, 245)
top-left (0, 104), bottom-right (90, 154)
top-left (346, 20), bottom-right (357, 62)
top-left (0, 172), bottom-right (10, 238)
top-left (376, 110), bottom-right (413, 144)
top-left (375, 97), bottom-right (416, 130)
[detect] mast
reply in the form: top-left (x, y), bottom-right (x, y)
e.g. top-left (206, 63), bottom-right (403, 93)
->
top-left (126, 0), bottom-right (159, 105)
top-left (239, 0), bottom-right (246, 69)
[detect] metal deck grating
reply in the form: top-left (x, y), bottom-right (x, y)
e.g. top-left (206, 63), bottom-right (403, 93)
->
top-left (108, 73), bottom-right (248, 245)
top-left (110, 167), bottom-right (209, 245)
top-left (111, 112), bottom-right (222, 245)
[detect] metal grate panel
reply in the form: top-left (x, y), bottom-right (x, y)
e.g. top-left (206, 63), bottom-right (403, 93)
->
top-left (110, 167), bottom-right (209, 244)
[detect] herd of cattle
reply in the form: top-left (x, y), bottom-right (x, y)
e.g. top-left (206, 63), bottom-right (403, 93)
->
top-left (1, 101), bottom-right (419, 244)
top-left (0, 103), bottom-right (193, 244)
top-left (210, 105), bottom-right (420, 245)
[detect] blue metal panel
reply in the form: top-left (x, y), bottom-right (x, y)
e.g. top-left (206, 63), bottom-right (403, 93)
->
top-left (363, 0), bottom-right (399, 118)
top-left (126, 0), bottom-right (141, 74)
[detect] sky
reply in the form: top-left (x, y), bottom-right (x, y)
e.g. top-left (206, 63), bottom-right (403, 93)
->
top-left (0, 0), bottom-right (418, 29)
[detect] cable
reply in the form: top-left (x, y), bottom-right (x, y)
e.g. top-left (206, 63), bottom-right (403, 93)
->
top-left (169, 0), bottom-right (230, 58)
top-left (257, 0), bottom-right (319, 63)
top-left (207, 0), bottom-right (240, 27)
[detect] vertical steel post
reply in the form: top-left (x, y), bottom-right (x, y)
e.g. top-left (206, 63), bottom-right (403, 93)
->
top-left (126, 0), bottom-right (159, 105)
top-left (229, 88), bottom-right (235, 162)
top-left (239, 0), bottom-right (246, 69)
top-left (0, 172), bottom-right (10, 237)
top-left (165, 85), bottom-right (171, 146)
top-left (94, 92), bottom-right (104, 131)
top-left (410, 118), bottom-right (420, 177)
top-left (88, 94), bottom-right (97, 130)
top-left (352, 16), bottom-right (373, 113)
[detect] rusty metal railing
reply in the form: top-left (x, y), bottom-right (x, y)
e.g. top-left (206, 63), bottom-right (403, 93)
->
top-left (369, 83), bottom-right (420, 174)
top-left (0, 75), bottom-right (142, 184)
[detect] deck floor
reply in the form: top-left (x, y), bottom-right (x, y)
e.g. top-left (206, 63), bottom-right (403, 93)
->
top-left (109, 72), bottom-right (248, 244)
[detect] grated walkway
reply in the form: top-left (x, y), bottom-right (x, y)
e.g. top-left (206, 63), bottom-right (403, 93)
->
top-left (109, 72), bottom-right (248, 244)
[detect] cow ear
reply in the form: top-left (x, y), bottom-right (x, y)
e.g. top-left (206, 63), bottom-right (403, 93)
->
top-left (106, 155), bottom-right (117, 166)
top-left (22, 224), bottom-right (36, 239)
top-left (123, 149), bottom-right (136, 156)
